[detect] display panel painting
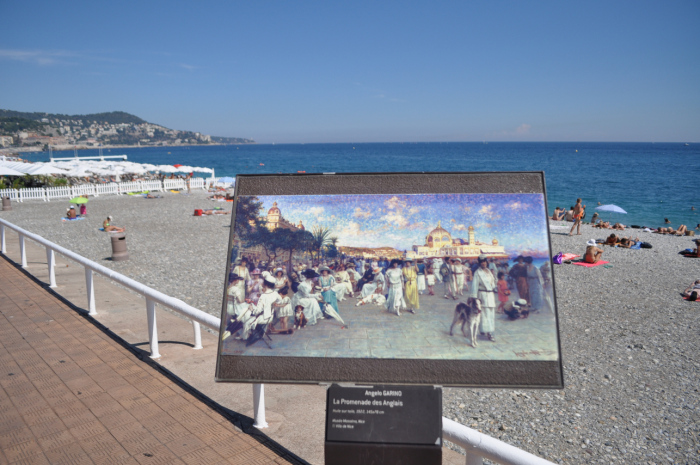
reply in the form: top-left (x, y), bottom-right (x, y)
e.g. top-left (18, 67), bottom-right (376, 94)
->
top-left (221, 192), bottom-right (559, 363)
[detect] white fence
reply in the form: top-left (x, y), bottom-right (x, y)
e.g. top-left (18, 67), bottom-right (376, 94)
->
top-left (0, 219), bottom-right (555, 465)
top-left (0, 178), bottom-right (215, 203)
top-left (95, 183), bottom-right (119, 196)
top-left (20, 187), bottom-right (46, 201)
top-left (0, 188), bottom-right (20, 201)
top-left (45, 186), bottom-right (73, 200)
top-left (163, 178), bottom-right (186, 190)
top-left (71, 184), bottom-right (96, 197)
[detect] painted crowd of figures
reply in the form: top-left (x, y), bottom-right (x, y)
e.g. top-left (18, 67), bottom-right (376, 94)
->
top-left (221, 253), bottom-right (553, 347)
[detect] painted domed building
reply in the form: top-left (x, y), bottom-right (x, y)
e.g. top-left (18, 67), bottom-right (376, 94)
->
top-left (265, 202), bottom-right (300, 231)
top-left (406, 222), bottom-right (507, 259)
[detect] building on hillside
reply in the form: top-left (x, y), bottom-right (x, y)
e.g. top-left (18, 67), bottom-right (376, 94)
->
top-left (405, 221), bottom-right (508, 260)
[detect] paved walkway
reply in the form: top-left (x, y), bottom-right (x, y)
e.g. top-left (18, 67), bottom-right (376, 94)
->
top-left (0, 256), bottom-right (300, 465)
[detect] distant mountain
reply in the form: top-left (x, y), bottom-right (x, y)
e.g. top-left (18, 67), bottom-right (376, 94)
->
top-left (0, 109), bottom-right (255, 147)
top-left (0, 110), bottom-right (146, 125)
top-left (211, 135), bottom-right (256, 144)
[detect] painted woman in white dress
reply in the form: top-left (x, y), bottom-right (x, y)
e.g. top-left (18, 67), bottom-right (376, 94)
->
top-left (332, 264), bottom-right (353, 302)
top-left (384, 260), bottom-right (407, 316)
top-left (360, 267), bottom-right (385, 298)
top-left (291, 269), bottom-right (324, 325)
top-left (221, 273), bottom-right (251, 341)
top-left (232, 258), bottom-right (251, 298)
top-left (470, 255), bottom-right (497, 342)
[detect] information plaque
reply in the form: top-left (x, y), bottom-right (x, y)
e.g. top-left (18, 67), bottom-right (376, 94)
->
top-left (216, 172), bottom-right (564, 388)
top-left (325, 384), bottom-right (442, 465)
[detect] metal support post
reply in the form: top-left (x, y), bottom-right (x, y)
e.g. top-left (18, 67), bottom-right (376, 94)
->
top-left (192, 321), bottom-right (203, 350)
top-left (253, 383), bottom-right (268, 429)
top-left (465, 452), bottom-right (483, 465)
top-left (85, 268), bottom-right (96, 315)
top-left (46, 248), bottom-right (56, 288)
top-left (147, 299), bottom-right (161, 359)
top-left (19, 233), bottom-right (26, 267)
top-left (1, 224), bottom-right (5, 254)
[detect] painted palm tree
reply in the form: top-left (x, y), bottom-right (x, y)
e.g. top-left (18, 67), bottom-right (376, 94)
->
top-left (311, 226), bottom-right (333, 260)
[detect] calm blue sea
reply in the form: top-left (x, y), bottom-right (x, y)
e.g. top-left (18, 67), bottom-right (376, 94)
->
top-left (24, 142), bottom-right (700, 229)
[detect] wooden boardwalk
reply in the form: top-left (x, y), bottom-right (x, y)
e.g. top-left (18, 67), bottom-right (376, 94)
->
top-left (0, 255), bottom-right (302, 465)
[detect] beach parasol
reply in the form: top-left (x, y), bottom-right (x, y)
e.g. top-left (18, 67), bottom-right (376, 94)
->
top-left (595, 204), bottom-right (627, 214)
top-left (217, 176), bottom-right (236, 185)
top-left (70, 197), bottom-right (89, 204)
top-left (595, 204), bottom-right (627, 223)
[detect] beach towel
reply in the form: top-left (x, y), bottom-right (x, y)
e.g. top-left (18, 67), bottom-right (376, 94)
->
top-left (61, 217), bottom-right (85, 222)
top-left (572, 260), bottom-right (609, 268)
top-left (630, 242), bottom-right (642, 249)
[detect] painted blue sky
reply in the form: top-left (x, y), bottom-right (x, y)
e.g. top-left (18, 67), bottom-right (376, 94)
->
top-left (254, 193), bottom-right (550, 256)
top-left (1, 1), bottom-right (699, 143)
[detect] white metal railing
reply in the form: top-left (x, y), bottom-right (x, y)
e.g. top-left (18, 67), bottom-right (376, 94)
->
top-left (0, 217), bottom-right (267, 434)
top-left (0, 219), bottom-right (551, 464)
top-left (0, 218), bottom-right (218, 353)
top-left (442, 417), bottom-right (555, 465)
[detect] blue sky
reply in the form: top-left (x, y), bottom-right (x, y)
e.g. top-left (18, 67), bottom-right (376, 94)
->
top-left (254, 193), bottom-right (550, 256)
top-left (1, 1), bottom-right (698, 143)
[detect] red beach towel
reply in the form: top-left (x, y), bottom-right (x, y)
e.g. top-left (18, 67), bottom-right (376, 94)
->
top-left (572, 260), bottom-right (609, 268)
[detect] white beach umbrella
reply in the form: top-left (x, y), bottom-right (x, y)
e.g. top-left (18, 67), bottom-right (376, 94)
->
top-left (0, 165), bottom-right (25, 176)
top-left (23, 163), bottom-right (72, 175)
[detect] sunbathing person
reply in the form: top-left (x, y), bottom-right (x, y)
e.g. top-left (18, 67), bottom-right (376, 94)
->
top-left (681, 239), bottom-right (700, 258)
top-left (618, 237), bottom-right (639, 248)
top-left (551, 207), bottom-right (565, 221)
top-left (66, 206), bottom-right (77, 219)
top-left (604, 234), bottom-right (619, 246)
top-left (611, 223), bottom-right (626, 230)
top-left (681, 279), bottom-right (700, 301)
top-left (103, 216), bottom-right (125, 232)
top-left (201, 209), bottom-right (230, 215)
top-left (594, 221), bottom-right (611, 229)
top-left (584, 239), bottom-right (604, 264)
top-left (675, 224), bottom-right (688, 236)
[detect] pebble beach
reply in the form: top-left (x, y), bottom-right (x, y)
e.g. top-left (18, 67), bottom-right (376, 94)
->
top-left (2, 190), bottom-right (699, 464)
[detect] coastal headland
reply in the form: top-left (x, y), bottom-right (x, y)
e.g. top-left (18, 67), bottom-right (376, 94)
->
top-left (1, 191), bottom-right (698, 463)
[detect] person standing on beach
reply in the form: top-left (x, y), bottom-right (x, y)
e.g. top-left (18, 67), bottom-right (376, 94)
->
top-left (569, 198), bottom-right (585, 235)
